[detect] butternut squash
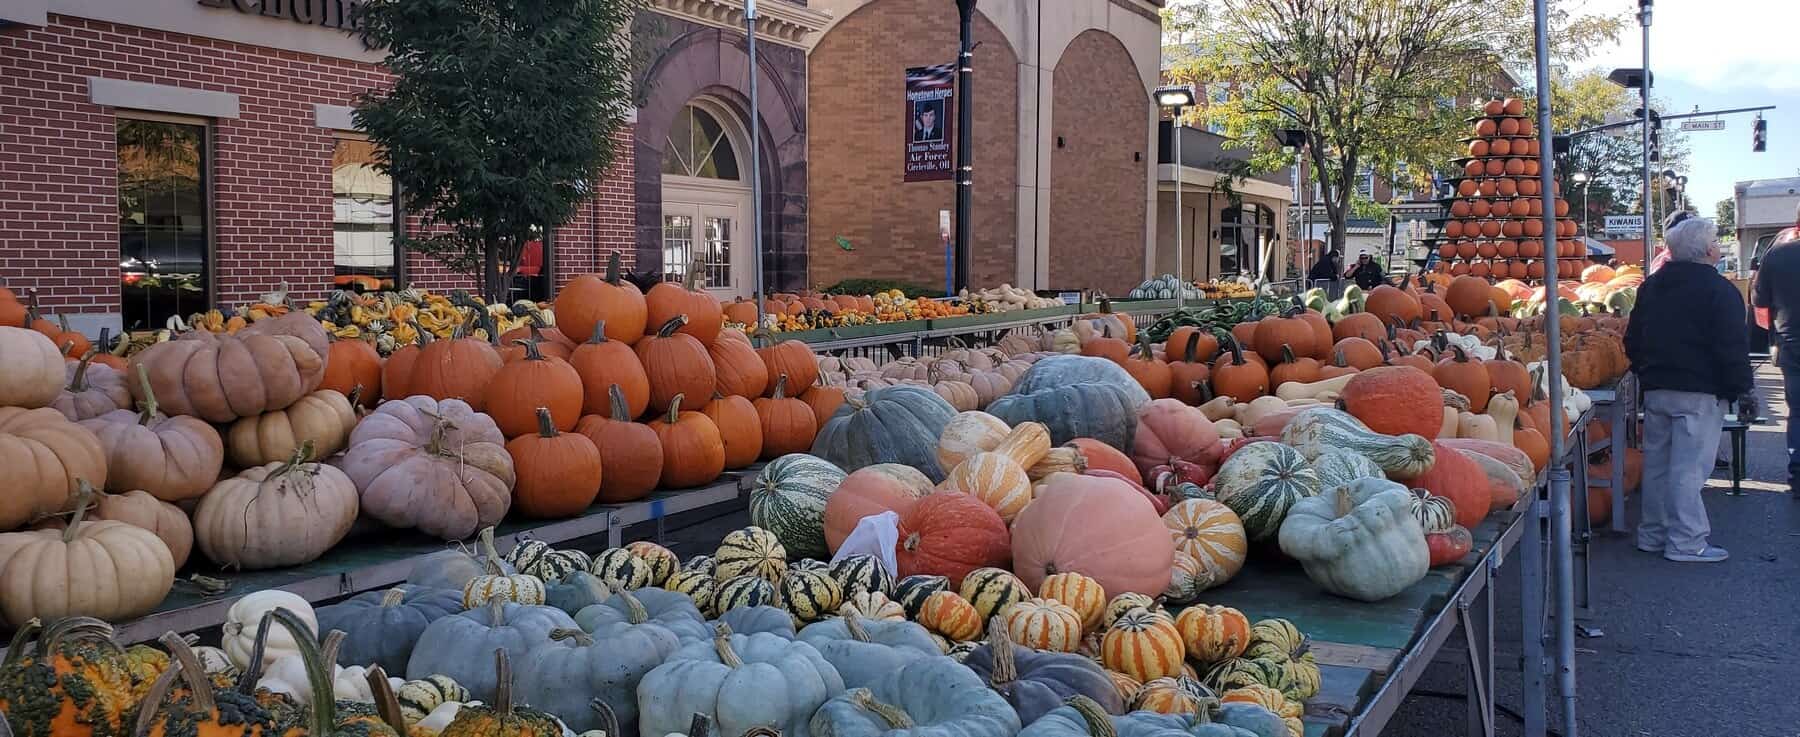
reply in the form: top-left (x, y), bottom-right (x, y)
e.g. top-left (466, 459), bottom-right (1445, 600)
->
top-left (1236, 396), bottom-right (1291, 429)
top-left (1198, 396), bottom-right (1237, 422)
top-left (1484, 391), bottom-right (1519, 444)
top-left (1439, 406), bottom-right (1459, 438)
top-left (1457, 411), bottom-right (1499, 441)
top-left (1274, 373), bottom-right (1357, 402)
top-left (1214, 418), bottom-right (1244, 439)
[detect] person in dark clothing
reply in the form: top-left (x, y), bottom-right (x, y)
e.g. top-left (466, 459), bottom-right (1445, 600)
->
top-left (1345, 253), bottom-right (1386, 290)
top-left (1751, 212), bottom-right (1800, 491)
top-left (1308, 249), bottom-right (1344, 298)
top-left (1624, 212), bottom-right (1753, 562)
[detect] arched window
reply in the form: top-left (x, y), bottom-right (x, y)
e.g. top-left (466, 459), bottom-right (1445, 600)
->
top-left (663, 104), bottom-right (741, 180)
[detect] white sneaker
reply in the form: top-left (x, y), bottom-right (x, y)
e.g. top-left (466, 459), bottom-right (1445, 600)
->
top-left (1664, 545), bottom-right (1729, 563)
top-left (1635, 542), bottom-right (1662, 554)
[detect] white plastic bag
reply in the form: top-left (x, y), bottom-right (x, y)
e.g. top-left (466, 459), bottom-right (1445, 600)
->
top-left (829, 511), bottom-right (900, 578)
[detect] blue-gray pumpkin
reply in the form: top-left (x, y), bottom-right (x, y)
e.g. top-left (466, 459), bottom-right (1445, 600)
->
top-left (1277, 476), bottom-right (1428, 602)
top-left (986, 356), bottom-right (1150, 452)
top-left (711, 605), bottom-right (796, 640)
top-left (575, 587), bottom-right (709, 643)
top-left (514, 623), bottom-right (682, 734)
top-left (797, 612), bottom-right (939, 689)
top-left (636, 624), bottom-right (846, 737)
top-left (545, 571), bottom-right (615, 614)
top-left (407, 528), bottom-right (516, 591)
top-left (405, 598), bottom-right (577, 703)
top-left (807, 655), bottom-right (1021, 737)
top-left (959, 622), bottom-right (1124, 726)
top-left (1020, 695), bottom-right (1285, 737)
top-left (810, 386), bottom-right (958, 483)
top-left (314, 585), bottom-right (462, 673)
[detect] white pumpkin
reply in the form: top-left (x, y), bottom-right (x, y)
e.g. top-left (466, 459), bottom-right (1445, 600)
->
top-left (223, 590), bottom-right (317, 671)
top-left (257, 650), bottom-right (404, 705)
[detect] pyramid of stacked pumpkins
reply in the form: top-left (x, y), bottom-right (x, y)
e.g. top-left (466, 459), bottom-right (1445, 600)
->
top-left (1437, 98), bottom-right (1584, 282)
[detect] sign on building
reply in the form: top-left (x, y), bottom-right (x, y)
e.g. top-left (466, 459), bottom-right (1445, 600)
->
top-left (904, 64), bottom-right (955, 182)
top-left (1604, 214), bottom-right (1645, 237)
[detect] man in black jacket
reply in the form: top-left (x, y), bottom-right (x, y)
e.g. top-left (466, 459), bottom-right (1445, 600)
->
top-left (1345, 253), bottom-right (1386, 290)
top-left (1752, 209), bottom-right (1800, 492)
top-left (1624, 212), bottom-right (1753, 562)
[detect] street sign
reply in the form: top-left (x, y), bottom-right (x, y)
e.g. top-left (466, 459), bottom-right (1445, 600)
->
top-left (1680, 119), bottom-right (1726, 132)
top-left (1604, 215), bottom-right (1645, 236)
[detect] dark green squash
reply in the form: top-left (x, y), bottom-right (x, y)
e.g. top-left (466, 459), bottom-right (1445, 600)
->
top-left (810, 385), bottom-right (958, 482)
top-left (986, 356), bottom-right (1151, 452)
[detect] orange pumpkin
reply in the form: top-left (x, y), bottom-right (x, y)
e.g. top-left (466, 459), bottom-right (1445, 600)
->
top-left (1269, 345), bottom-right (1321, 387)
top-left (647, 393), bottom-right (725, 488)
top-left (569, 320), bottom-right (651, 420)
top-left (1410, 443), bottom-right (1490, 527)
top-left (1333, 337), bottom-right (1383, 370)
top-left (0, 285), bottom-right (22, 328)
top-left (1038, 571), bottom-right (1107, 632)
top-left (507, 408), bottom-right (602, 518)
top-left (555, 251), bottom-right (647, 346)
top-left (800, 384), bottom-right (846, 428)
top-left (757, 340), bottom-right (819, 398)
top-left (382, 322), bottom-right (431, 402)
top-left (408, 308), bottom-right (504, 411)
top-left (1122, 337), bottom-right (1173, 399)
top-left (1101, 608), bottom-right (1186, 682)
top-left (1079, 327), bottom-right (1131, 363)
top-left (722, 299), bottom-right (759, 326)
top-left (1066, 438), bottom-right (1142, 485)
top-left (1251, 311), bottom-right (1315, 363)
top-left (486, 338), bottom-right (583, 437)
top-left (1174, 604), bottom-right (1251, 663)
top-left (320, 337), bottom-right (382, 407)
top-left (1339, 366), bottom-right (1443, 437)
top-left (645, 267), bottom-right (723, 346)
top-left (1166, 331), bottom-right (1215, 406)
top-left (1364, 284), bottom-right (1423, 326)
top-left (709, 328), bottom-right (769, 398)
top-left (824, 463), bottom-right (932, 553)
top-left (1162, 326), bottom-right (1219, 365)
top-left (753, 374), bottom-right (817, 459)
top-left (896, 490), bottom-right (1012, 587)
top-left (575, 385), bottom-right (663, 503)
top-left (916, 590), bottom-right (982, 641)
top-left (702, 392), bottom-right (763, 469)
top-left (1210, 335), bottom-right (1269, 402)
top-left (498, 324), bottom-right (574, 362)
top-left (635, 316), bottom-right (718, 415)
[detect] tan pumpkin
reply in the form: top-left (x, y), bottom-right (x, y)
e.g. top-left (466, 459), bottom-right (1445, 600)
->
top-left (127, 311), bottom-right (329, 423)
top-left (0, 325), bottom-right (67, 409)
top-left (0, 406), bottom-right (108, 530)
top-left (90, 488), bottom-right (194, 568)
top-left (337, 396), bottom-right (516, 540)
top-left (224, 388), bottom-right (357, 468)
top-left (0, 481), bottom-right (175, 627)
top-left (78, 365), bottom-right (223, 502)
top-left (193, 443), bottom-right (359, 569)
top-left (939, 452), bottom-right (1033, 522)
top-left (931, 379), bottom-right (981, 412)
top-left (1000, 598), bottom-right (1084, 652)
top-left (49, 350), bottom-right (132, 421)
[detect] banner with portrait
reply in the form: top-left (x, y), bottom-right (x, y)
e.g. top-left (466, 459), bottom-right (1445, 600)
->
top-left (904, 64), bottom-right (955, 182)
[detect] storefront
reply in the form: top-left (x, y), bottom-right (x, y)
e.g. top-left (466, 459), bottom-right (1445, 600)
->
top-left (1154, 122), bottom-right (1294, 283)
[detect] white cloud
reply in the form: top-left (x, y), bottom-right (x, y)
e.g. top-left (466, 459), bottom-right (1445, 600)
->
top-left (1574, 0), bottom-right (1800, 91)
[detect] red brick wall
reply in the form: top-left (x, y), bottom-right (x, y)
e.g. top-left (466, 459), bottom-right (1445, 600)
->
top-left (0, 14), bottom-right (636, 319)
top-left (1048, 30), bottom-right (1150, 295)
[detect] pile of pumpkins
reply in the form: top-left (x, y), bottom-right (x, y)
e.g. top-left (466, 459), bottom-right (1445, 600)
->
top-left (0, 253), bottom-right (850, 630)
top-left (1436, 97), bottom-right (1587, 281)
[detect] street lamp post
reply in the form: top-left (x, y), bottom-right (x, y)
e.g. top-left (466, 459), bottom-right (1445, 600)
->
top-left (952, 0), bottom-right (976, 295)
top-left (745, 0), bottom-right (766, 344)
top-left (1639, 0), bottom-right (1654, 264)
top-left (1274, 129), bottom-right (1308, 283)
top-left (1156, 85), bottom-right (1196, 308)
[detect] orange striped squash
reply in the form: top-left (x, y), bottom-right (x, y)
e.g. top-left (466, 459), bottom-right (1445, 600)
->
top-left (936, 411), bottom-right (1009, 471)
top-left (1175, 604), bottom-right (1253, 664)
top-left (1106, 670), bottom-right (1143, 703)
top-left (1039, 572), bottom-right (1107, 632)
top-left (917, 590), bottom-right (982, 641)
top-left (991, 422), bottom-right (1052, 468)
top-left (1130, 676), bottom-right (1207, 714)
top-left (1222, 684), bottom-right (1302, 719)
top-left (1165, 550), bottom-right (1206, 605)
top-left (1102, 607), bottom-right (1186, 682)
top-left (1162, 499), bottom-right (1248, 592)
top-left (938, 451), bottom-right (1033, 522)
top-left (1000, 598), bottom-right (1083, 652)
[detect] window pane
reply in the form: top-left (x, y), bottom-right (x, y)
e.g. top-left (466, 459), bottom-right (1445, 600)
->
top-left (663, 214), bottom-right (692, 281)
top-left (703, 216), bottom-right (732, 288)
top-left (663, 107), bottom-right (695, 177)
top-left (662, 104), bottom-right (739, 181)
top-left (333, 139), bottom-right (395, 290)
top-left (119, 120), bottom-right (207, 331)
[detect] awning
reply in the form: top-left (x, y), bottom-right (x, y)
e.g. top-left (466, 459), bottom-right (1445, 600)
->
top-left (1584, 238), bottom-right (1615, 257)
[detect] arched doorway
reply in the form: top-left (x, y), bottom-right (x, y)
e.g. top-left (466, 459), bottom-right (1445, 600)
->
top-left (660, 98), bottom-right (753, 298)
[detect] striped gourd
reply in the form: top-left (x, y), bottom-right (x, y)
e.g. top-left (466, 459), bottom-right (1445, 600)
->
top-left (714, 526), bottom-right (787, 583)
top-left (1174, 604), bottom-right (1252, 664)
top-left (1162, 499), bottom-right (1248, 592)
top-left (1164, 550), bottom-right (1206, 605)
top-left (789, 558), bottom-right (831, 573)
top-left (959, 567), bottom-right (1029, 623)
top-left (748, 453), bottom-right (847, 559)
top-left (1221, 684), bottom-right (1302, 719)
top-left (714, 575), bottom-right (777, 613)
top-left (893, 575), bottom-right (951, 619)
top-left (838, 591), bottom-right (906, 621)
top-left (1129, 676), bottom-right (1208, 714)
top-left (999, 598), bottom-right (1083, 652)
top-left (1283, 651), bottom-right (1321, 701)
top-left (1407, 488), bottom-right (1458, 533)
top-left (1107, 670), bottom-right (1143, 704)
top-left (1247, 618), bottom-right (1308, 661)
top-left (664, 568), bottom-right (718, 617)
top-left (939, 452), bottom-right (1033, 522)
top-left (935, 411), bottom-right (1010, 471)
top-left (680, 554), bottom-right (717, 576)
top-left (1211, 442), bottom-right (1320, 542)
top-left (1103, 592), bottom-right (1158, 627)
top-left (396, 675), bottom-right (469, 724)
top-left (1280, 406), bottom-right (1436, 478)
top-left (505, 541), bottom-right (591, 582)
top-left (625, 541), bottom-right (680, 586)
top-left (827, 554), bottom-right (893, 597)
top-left (1101, 607), bottom-right (1186, 682)
top-left (1311, 448), bottom-right (1386, 490)
top-left (461, 571), bottom-right (545, 609)
top-left (1202, 657), bottom-right (1291, 695)
top-left (946, 640), bottom-right (980, 662)
top-left (777, 568), bottom-right (843, 624)
top-left (916, 590), bottom-right (982, 641)
top-left (1038, 571), bottom-right (1107, 632)
top-left (590, 548), bottom-right (651, 591)
top-left (991, 421), bottom-right (1052, 467)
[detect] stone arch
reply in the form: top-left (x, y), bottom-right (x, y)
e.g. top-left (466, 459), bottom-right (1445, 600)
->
top-left (1048, 28), bottom-right (1149, 294)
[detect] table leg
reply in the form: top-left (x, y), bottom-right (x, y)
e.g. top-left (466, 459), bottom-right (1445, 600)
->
top-left (1570, 430), bottom-right (1592, 614)
top-left (1611, 398), bottom-right (1627, 533)
top-left (1462, 568), bottom-right (1496, 737)
top-left (1520, 484), bottom-right (1547, 737)
top-left (1732, 428), bottom-right (1747, 495)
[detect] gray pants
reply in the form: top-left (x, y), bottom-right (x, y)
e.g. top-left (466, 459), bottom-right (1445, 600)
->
top-left (1639, 390), bottom-right (1726, 554)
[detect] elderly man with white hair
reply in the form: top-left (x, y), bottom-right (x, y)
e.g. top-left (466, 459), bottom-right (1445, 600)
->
top-left (1624, 211), bottom-right (1754, 562)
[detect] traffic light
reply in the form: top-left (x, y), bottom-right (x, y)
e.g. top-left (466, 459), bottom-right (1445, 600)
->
top-left (1753, 114), bottom-right (1767, 152)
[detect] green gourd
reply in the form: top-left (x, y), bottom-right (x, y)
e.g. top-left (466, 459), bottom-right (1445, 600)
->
top-left (574, 587), bottom-right (708, 643)
top-left (1280, 407), bottom-right (1435, 479)
top-left (797, 611), bottom-right (939, 689)
top-left (807, 655), bottom-right (1021, 737)
top-left (405, 598), bottom-right (577, 704)
top-left (811, 385), bottom-right (959, 483)
top-left (314, 585), bottom-right (461, 673)
top-left (1308, 448), bottom-right (1385, 492)
top-left (636, 624), bottom-right (846, 737)
top-left (1277, 476), bottom-right (1430, 602)
top-left (986, 356), bottom-right (1151, 452)
top-left (513, 623), bottom-right (680, 734)
top-left (504, 540), bottom-right (592, 581)
top-left (750, 454), bottom-right (847, 560)
top-left (1211, 442), bottom-right (1319, 542)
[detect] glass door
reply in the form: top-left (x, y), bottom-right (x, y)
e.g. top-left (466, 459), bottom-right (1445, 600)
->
top-left (662, 203), bottom-right (750, 298)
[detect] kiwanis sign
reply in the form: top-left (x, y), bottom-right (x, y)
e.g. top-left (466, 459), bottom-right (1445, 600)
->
top-left (197, 0), bottom-right (366, 32)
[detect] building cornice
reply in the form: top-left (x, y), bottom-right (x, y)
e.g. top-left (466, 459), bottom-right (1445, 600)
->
top-left (650, 0), bottom-right (832, 49)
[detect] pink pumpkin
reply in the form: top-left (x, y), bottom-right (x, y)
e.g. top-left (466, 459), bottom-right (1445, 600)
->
top-left (823, 463), bottom-right (934, 553)
top-left (1012, 472), bottom-right (1176, 596)
top-left (1130, 399), bottom-right (1221, 480)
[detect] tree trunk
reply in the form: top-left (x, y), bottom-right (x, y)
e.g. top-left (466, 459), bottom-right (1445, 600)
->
top-left (483, 237), bottom-right (500, 305)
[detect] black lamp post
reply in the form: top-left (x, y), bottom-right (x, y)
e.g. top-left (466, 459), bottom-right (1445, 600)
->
top-left (1273, 129), bottom-right (1309, 274)
top-left (1156, 85), bottom-right (1195, 303)
top-left (952, 0), bottom-right (975, 294)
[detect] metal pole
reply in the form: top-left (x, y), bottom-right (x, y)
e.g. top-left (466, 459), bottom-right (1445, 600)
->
top-left (746, 0), bottom-right (766, 344)
top-left (1299, 157), bottom-right (1310, 276)
top-left (1640, 6), bottom-right (1654, 265)
top-left (1534, 0), bottom-right (1579, 733)
top-left (952, 0), bottom-right (976, 294)
top-left (1174, 113), bottom-right (1185, 308)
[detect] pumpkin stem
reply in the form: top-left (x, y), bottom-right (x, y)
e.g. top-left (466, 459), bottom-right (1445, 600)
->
top-left (1196, 380), bottom-right (1214, 403)
top-left (132, 363), bottom-right (159, 424)
top-left (68, 348), bottom-right (98, 392)
top-left (842, 610), bottom-right (871, 643)
top-left (1063, 696), bottom-right (1117, 737)
top-left (61, 479), bottom-right (98, 543)
top-left (41, 617), bottom-right (124, 662)
top-left (485, 596), bottom-right (507, 626)
top-left (607, 384), bottom-right (632, 422)
top-left (665, 393), bottom-right (686, 423)
top-left (1279, 344), bottom-right (1297, 365)
top-left (589, 700), bottom-right (621, 737)
top-left (772, 373), bottom-right (790, 400)
top-left (365, 665), bottom-right (409, 734)
top-left (655, 314), bottom-right (689, 338)
top-left (847, 689), bottom-right (916, 729)
top-left (534, 407), bottom-right (558, 438)
top-left (514, 337), bottom-right (547, 362)
top-left (1334, 489), bottom-right (1354, 518)
top-left (266, 607), bottom-right (338, 736)
top-left (380, 587), bottom-right (407, 607)
top-left (147, 633), bottom-right (217, 728)
top-left (493, 648), bottom-right (515, 715)
top-left (686, 714), bottom-right (714, 737)
top-left (318, 629), bottom-right (347, 673)
top-left (234, 608), bottom-right (280, 692)
top-left (347, 385), bottom-right (364, 408)
top-left (605, 251), bottom-right (625, 285)
top-left (711, 623), bottom-right (742, 668)
top-left (587, 320), bottom-right (610, 344)
top-left (1, 619), bottom-right (42, 669)
top-left (985, 617), bottom-right (1018, 686)
top-left (618, 588), bottom-right (649, 624)
top-left (548, 628), bottom-right (595, 647)
top-left (1220, 334), bottom-right (1248, 366)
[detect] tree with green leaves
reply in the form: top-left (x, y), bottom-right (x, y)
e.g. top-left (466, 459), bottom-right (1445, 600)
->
top-left (1164, 0), bottom-right (1625, 260)
top-left (355, 0), bottom-right (641, 301)
top-left (1716, 198), bottom-right (1736, 239)
top-left (1548, 69), bottom-right (1689, 239)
